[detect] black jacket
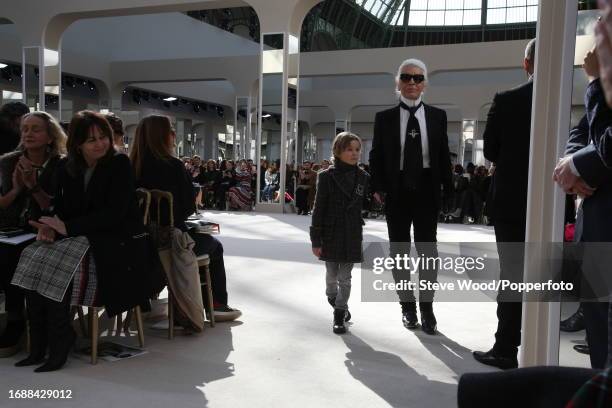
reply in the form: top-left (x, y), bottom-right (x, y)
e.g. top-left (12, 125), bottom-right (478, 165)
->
top-left (136, 156), bottom-right (196, 231)
top-left (55, 153), bottom-right (163, 316)
top-left (483, 80), bottom-right (533, 223)
top-left (310, 161), bottom-right (370, 263)
top-left (369, 103), bottom-right (452, 207)
top-left (570, 79), bottom-right (612, 242)
top-left (0, 151), bottom-right (60, 228)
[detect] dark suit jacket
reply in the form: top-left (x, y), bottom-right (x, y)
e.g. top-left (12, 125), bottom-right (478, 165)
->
top-left (483, 80), bottom-right (533, 223)
top-left (369, 103), bottom-right (452, 208)
top-left (55, 153), bottom-right (163, 316)
top-left (571, 79), bottom-right (612, 242)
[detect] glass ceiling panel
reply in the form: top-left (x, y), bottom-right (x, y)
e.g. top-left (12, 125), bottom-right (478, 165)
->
top-left (352, 0), bottom-right (537, 27)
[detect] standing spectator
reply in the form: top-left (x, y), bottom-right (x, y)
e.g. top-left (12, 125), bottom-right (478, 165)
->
top-left (473, 38), bottom-right (536, 370)
top-left (554, 46), bottom-right (612, 369)
top-left (295, 161), bottom-right (316, 215)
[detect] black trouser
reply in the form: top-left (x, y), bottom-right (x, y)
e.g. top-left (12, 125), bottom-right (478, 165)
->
top-left (582, 301), bottom-right (609, 369)
top-left (188, 231), bottom-right (228, 306)
top-left (295, 188), bottom-right (309, 212)
top-left (386, 170), bottom-right (439, 307)
top-left (493, 220), bottom-right (526, 358)
top-left (0, 242), bottom-right (27, 319)
top-left (458, 366), bottom-right (598, 408)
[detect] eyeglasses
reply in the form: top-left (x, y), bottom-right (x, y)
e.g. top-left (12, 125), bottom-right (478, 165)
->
top-left (399, 74), bottom-right (425, 84)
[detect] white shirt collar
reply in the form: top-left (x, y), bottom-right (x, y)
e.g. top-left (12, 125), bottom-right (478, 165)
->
top-left (400, 94), bottom-right (422, 108)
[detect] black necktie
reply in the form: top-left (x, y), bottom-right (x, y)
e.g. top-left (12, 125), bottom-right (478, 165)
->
top-left (400, 102), bottom-right (423, 190)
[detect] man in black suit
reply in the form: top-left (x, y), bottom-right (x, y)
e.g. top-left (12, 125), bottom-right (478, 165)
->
top-left (554, 47), bottom-right (612, 369)
top-left (473, 39), bottom-right (536, 370)
top-left (369, 58), bottom-right (452, 335)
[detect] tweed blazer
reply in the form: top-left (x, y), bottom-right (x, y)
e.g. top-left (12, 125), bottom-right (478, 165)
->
top-left (310, 161), bottom-right (369, 263)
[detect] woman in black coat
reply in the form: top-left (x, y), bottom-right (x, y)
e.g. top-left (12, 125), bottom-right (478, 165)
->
top-left (13, 111), bottom-right (161, 372)
top-left (130, 115), bottom-right (241, 322)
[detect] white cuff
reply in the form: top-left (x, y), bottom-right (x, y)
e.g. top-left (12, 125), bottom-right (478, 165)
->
top-left (568, 156), bottom-right (581, 177)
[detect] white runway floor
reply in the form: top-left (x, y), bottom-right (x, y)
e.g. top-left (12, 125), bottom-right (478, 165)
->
top-left (0, 212), bottom-right (590, 408)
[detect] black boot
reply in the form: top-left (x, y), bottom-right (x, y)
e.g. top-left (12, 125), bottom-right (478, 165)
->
top-left (419, 302), bottom-right (437, 335)
top-left (15, 292), bottom-right (47, 367)
top-left (560, 305), bottom-right (585, 332)
top-left (401, 302), bottom-right (419, 330)
top-left (328, 297), bottom-right (351, 322)
top-left (333, 308), bottom-right (347, 334)
top-left (34, 294), bottom-right (75, 373)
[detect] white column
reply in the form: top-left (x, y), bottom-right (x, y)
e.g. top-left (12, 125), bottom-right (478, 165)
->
top-left (520, 0), bottom-right (578, 367)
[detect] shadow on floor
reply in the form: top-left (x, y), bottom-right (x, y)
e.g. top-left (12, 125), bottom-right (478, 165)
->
top-left (341, 333), bottom-right (457, 408)
top-left (3, 321), bottom-right (242, 408)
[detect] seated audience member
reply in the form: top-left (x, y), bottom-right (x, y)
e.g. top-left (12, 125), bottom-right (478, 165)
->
top-left (129, 115), bottom-right (241, 322)
top-left (295, 161), bottom-right (317, 215)
top-left (11, 111), bottom-right (160, 372)
top-left (216, 160), bottom-right (236, 210)
top-left (0, 101), bottom-right (30, 156)
top-left (0, 112), bottom-right (66, 357)
top-left (103, 113), bottom-right (126, 154)
top-left (198, 160), bottom-right (220, 208)
top-left (228, 159), bottom-right (253, 211)
top-left (262, 161), bottom-right (280, 202)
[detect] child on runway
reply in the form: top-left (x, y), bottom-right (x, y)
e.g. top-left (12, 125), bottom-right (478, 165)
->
top-left (310, 132), bottom-right (369, 334)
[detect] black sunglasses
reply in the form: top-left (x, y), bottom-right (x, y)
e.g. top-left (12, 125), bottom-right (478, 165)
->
top-left (399, 73), bottom-right (425, 84)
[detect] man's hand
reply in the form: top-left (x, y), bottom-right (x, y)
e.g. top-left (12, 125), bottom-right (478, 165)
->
top-left (570, 179), bottom-right (596, 198)
top-left (29, 220), bottom-right (56, 242)
top-left (312, 247), bottom-right (322, 258)
top-left (583, 48), bottom-right (600, 82)
top-left (553, 156), bottom-right (596, 196)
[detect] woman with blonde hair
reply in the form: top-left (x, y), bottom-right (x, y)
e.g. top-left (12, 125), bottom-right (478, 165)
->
top-left (0, 111), bottom-right (66, 358)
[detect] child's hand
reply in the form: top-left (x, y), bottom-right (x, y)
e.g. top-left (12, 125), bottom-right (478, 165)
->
top-left (312, 247), bottom-right (322, 257)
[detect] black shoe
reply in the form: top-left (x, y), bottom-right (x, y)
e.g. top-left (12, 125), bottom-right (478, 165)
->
top-left (333, 309), bottom-right (347, 334)
top-left (15, 354), bottom-right (46, 367)
top-left (473, 348), bottom-right (518, 370)
top-left (402, 311), bottom-right (419, 330)
top-left (327, 297), bottom-right (351, 322)
top-left (0, 320), bottom-right (25, 358)
top-left (420, 309), bottom-right (437, 335)
top-left (573, 344), bottom-right (590, 355)
top-left (560, 307), bottom-right (585, 332)
top-left (34, 330), bottom-right (75, 373)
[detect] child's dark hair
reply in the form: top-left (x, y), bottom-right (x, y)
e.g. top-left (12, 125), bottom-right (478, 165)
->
top-left (331, 131), bottom-right (361, 160)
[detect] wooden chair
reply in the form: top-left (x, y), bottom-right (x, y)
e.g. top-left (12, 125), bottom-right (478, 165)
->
top-left (74, 189), bottom-right (150, 364)
top-left (146, 189), bottom-right (215, 339)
